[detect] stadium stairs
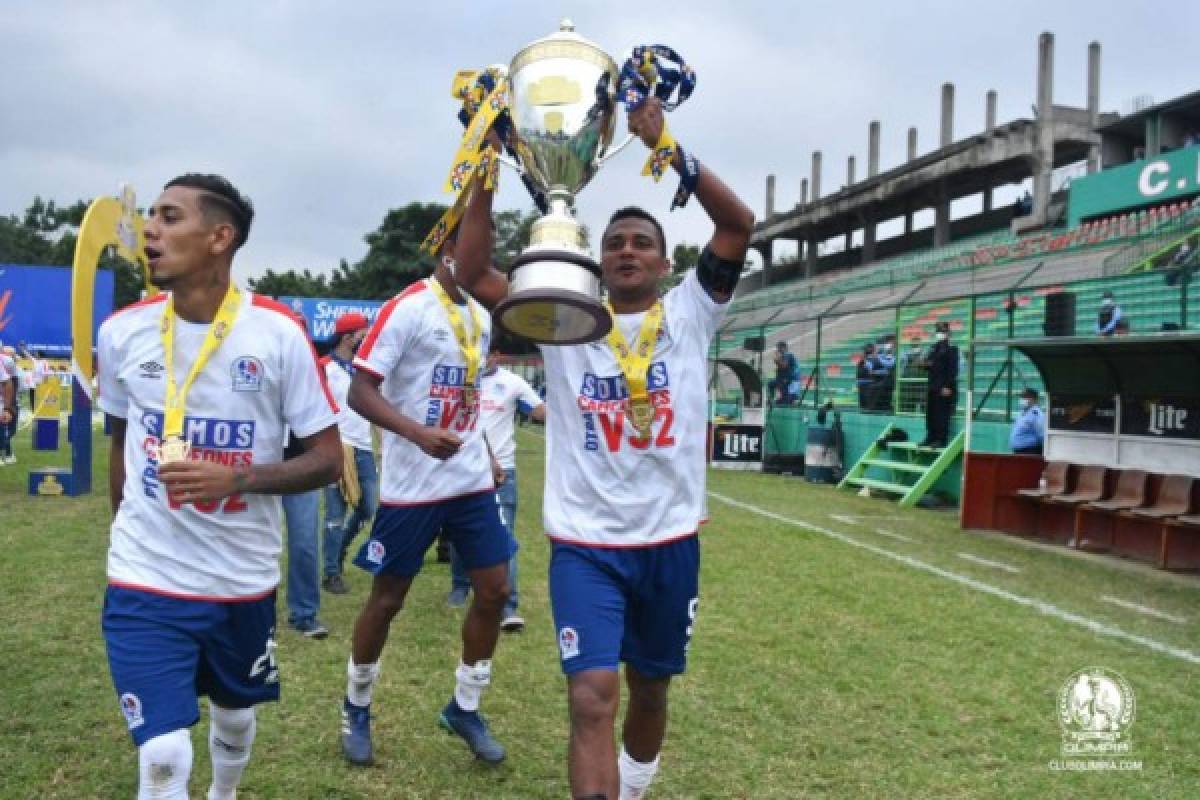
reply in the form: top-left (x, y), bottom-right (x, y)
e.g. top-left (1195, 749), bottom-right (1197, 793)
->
top-left (838, 425), bottom-right (965, 508)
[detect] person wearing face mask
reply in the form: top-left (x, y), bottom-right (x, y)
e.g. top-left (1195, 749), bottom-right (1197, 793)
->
top-left (319, 313), bottom-right (379, 595)
top-left (1095, 291), bottom-right (1124, 336)
top-left (919, 321), bottom-right (959, 448)
top-left (1009, 387), bottom-right (1045, 455)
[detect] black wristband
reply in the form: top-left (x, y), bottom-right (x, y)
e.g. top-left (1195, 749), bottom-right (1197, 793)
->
top-left (696, 245), bottom-right (744, 296)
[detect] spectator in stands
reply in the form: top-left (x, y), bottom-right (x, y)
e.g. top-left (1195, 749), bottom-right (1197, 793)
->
top-left (1095, 290), bottom-right (1124, 336)
top-left (768, 342), bottom-right (799, 406)
top-left (1016, 190), bottom-right (1033, 216)
top-left (1009, 387), bottom-right (1045, 455)
top-left (856, 343), bottom-right (879, 409)
top-left (918, 321), bottom-right (958, 448)
top-left (1170, 241), bottom-right (1192, 267)
top-left (874, 339), bottom-right (896, 412)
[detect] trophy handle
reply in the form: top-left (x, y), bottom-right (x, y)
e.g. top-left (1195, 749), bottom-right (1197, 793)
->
top-left (594, 133), bottom-right (638, 167)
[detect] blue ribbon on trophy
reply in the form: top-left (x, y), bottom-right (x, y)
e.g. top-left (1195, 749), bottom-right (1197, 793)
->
top-left (617, 45), bottom-right (699, 209)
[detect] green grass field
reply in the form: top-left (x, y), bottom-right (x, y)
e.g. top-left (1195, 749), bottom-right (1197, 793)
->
top-left (1, 421), bottom-right (1197, 798)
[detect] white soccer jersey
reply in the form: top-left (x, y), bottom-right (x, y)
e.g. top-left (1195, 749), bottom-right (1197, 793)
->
top-left (480, 367), bottom-right (544, 470)
top-left (354, 279), bottom-right (493, 505)
top-left (97, 291), bottom-right (338, 600)
top-left (323, 356), bottom-right (373, 451)
top-left (541, 270), bottom-right (726, 547)
top-left (0, 354), bottom-right (15, 383)
top-left (0, 356), bottom-right (9, 382)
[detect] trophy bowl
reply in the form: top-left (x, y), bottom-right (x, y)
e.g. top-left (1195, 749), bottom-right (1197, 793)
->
top-left (494, 20), bottom-right (627, 345)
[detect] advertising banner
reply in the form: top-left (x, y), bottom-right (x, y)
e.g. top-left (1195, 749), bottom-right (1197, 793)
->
top-left (0, 264), bottom-right (114, 353)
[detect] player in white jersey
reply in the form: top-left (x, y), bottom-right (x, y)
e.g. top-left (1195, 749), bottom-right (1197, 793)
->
top-left (337, 232), bottom-right (512, 768)
top-left (97, 174), bottom-right (342, 800)
top-left (319, 311), bottom-right (379, 594)
top-left (447, 342), bottom-right (546, 631)
top-left (454, 98), bottom-right (754, 800)
top-left (0, 354), bottom-right (13, 458)
top-left (0, 347), bottom-right (17, 463)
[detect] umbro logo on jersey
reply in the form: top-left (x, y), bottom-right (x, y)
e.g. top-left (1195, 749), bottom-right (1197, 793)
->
top-left (138, 360), bottom-right (165, 379)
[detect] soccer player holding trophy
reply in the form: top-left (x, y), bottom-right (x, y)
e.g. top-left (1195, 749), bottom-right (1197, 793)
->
top-left (443, 23), bottom-right (754, 800)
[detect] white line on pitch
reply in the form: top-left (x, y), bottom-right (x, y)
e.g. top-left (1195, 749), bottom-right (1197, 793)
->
top-left (957, 553), bottom-right (1022, 573)
top-left (873, 528), bottom-right (913, 543)
top-left (829, 514), bottom-right (860, 526)
top-left (1100, 595), bottom-right (1188, 624)
top-left (707, 491), bottom-right (1200, 665)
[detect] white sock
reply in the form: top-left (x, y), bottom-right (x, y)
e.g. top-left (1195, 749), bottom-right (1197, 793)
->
top-left (454, 659), bottom-right (491, 712)
top-left (618, 747), bottom-right (660, 800)
top-left (346, 658), bottom-right (381, 707)
top-left (207, 704), bottom-right (256, 800)
top-left (137, 729), bottom-right (193, 800)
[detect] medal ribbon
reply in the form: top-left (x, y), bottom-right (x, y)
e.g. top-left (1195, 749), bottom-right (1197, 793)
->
top-left (422, 67), bottom-right (510, 254)
top-left (160, 284), bottom-right (242, 440)
top-left (428, 278), bottom-right (483, 399)
top-left (617, 45), bottom-right (700, 210)
top-left (604, 300), bottom-right (664, 426)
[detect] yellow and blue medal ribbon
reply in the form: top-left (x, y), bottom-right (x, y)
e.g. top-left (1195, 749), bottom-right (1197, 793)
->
top-left (604, 300), bottom-right (665, 439)
top-left (159, 284), bottom-right (242, 462)
top-left (617, 45), bottom-right (700, 210)
top-left (428, 277), bottom-right (483, 414)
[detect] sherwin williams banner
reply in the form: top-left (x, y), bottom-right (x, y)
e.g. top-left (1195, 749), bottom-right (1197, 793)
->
top-left (0, 264), bottom-right (114, 353)
top-left (276, 296), bottom-right (384, 341)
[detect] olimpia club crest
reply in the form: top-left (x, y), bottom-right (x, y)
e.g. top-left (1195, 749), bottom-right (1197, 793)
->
top-left (1057, 667), bottom-right (1136, 755)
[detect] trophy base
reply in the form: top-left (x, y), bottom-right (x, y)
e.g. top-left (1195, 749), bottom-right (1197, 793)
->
top-left (494, 249), bottom-right (612, 345)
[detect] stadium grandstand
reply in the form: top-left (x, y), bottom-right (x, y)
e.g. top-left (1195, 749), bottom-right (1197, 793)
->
top-left (710, 31), bottom-right (1200, 568)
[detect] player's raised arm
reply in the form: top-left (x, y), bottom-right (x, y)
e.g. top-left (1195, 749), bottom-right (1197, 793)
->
top-left (628, 96), bottom-right (755, 303)
top-left (453, 135), bottom-right (510, 309)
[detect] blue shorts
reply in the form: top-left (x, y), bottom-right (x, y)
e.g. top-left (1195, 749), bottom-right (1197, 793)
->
top-left (355, 489), bottom-right (511, 579)
top-left (102, 585), bottom-right (279, 746)
top-left (549, 536), bottom-right (700, 678)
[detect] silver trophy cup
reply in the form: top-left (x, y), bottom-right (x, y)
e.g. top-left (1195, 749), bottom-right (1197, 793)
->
top-left (493, 20), bottom-right (634, 345)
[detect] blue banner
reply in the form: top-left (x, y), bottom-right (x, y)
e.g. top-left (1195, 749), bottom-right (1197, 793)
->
top-left (0, 264), bottom-right (114, 354)
top-left (276, 296), bottom-right (385, 342)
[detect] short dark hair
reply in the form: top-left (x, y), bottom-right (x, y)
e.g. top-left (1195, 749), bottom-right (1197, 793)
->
top-left (164, 173), bottom-right (254, 250)
top-left (605, 207), bottom-right (666, 255)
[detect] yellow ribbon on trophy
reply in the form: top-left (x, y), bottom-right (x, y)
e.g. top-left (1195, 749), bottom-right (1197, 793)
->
top-left (158, 284), bottom-right (242, 463)
top-left (428, 276), bottom-right (484, 413)
top-left (604, 300), bottom-right (665, 439)
top-left (641, 123), bottom-right (680, 183)
top-left (421, 67), bottom-right (509, 254)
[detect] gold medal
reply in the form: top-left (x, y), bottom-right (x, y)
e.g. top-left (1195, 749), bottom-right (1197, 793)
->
top-left (160, 284), bottom-right (241, 462)
top-left (629, 398), bottom-right (655, 438)
top-left (157, 434), bottom-right (191, 465)
top-left (604, 300), bottom-right (665, 439)
top-left (428, 278), bottom-right (483, 421)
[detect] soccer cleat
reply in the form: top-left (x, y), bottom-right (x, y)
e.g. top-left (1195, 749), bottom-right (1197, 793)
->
top-left (341, 698), bottom-right (374, 765)
top-left (446, 587), bottom-right (469, 608)
top-left (500, 611), bottom-right (525, 633)
top-left (2, 455), bottom-right (15, 465)
top-left (291, 618), bottom-right (329, 639)
top-left (322, 575), bottom-right (349, 595)
top-left (439, 699), bottom-right (506, 764)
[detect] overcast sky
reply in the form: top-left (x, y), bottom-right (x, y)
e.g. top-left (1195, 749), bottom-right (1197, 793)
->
top-left (3, 1), bottom-right (1197, 285)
